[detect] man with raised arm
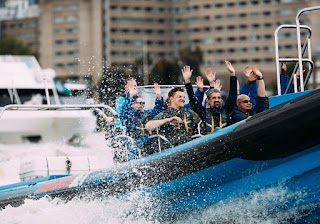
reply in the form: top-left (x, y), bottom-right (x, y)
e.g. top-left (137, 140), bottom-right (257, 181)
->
top-left (181, 60), bottom-right (238, 133)
top-left (231, 65), bottom-right (268, 123)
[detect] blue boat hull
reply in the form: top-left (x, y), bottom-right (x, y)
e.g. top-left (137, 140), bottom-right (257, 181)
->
top-left (0, 89), bottom-right (319, 222)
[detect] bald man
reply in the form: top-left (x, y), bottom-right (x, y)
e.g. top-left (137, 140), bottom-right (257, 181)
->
top-left (230, 65), bottom-right (268, 123)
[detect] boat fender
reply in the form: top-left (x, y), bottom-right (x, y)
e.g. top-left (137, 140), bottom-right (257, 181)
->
top-left (66, 158), bottom-right (72, 174)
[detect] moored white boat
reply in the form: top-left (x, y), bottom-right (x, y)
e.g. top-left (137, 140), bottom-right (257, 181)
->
top-left (0, 55), bottom-right (113, 144)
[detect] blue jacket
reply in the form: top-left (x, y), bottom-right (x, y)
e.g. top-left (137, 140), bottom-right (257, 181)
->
top-left (240, 81), bottom-right (257, 108)
top-left (280, 73), bottom-right (298, 94)
top-left (230, 96), bottom-right (267, 124)
top-left (119, 95), bottom-right (164, 138)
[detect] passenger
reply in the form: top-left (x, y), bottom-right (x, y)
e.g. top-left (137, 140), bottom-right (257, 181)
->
top-left (145, 87), bottom-right (201, 147)
top-left (181, 60), bottom-right (237, 133)
top-left (240, 65), bottom-right (258, 108)
top-left (115, 77), bottom-right (137, 128)
top-left (121, 84), bottom-right (163, 140)
top-left (230, 65), bottom-right (268, 123)
top-left (115, 83), bottom-right (164, 161)
top-left (280, 62), bottom-right (304, 94)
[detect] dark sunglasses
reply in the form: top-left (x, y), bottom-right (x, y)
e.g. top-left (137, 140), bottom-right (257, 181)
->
top-left (136, 101), bottom-right (145, 105)
top-left (242, 100), bottom-right (252, 104)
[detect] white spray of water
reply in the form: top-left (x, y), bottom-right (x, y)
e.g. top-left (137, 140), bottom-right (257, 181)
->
top-left (0, 133), bottom-right (316, 223)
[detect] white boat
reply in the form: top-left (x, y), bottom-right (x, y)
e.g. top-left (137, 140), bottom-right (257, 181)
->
top-left (0, 55), bottom-right (114, 144)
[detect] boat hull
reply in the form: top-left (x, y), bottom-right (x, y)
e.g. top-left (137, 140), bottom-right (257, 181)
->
top-left (0, 89), bottom-right (319, 220)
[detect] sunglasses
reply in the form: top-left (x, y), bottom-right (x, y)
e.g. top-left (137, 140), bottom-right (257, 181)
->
top-left (242, 100), bottom-right (252, 104)
top-left (136, 101), bottom-right (145, 105)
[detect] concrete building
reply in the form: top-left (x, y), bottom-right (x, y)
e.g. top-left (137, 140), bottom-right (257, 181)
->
top-left (103, 0), bottom-right (320, 88)
top-left (1, 0), bottom-right (319, 88)
top-left (38, 0), bottom-right (103, 83)
top-left (0, 17), bottom-right (39, 53)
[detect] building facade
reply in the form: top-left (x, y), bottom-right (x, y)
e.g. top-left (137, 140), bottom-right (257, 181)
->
top-left (1, 0), bottom-right (319, 87)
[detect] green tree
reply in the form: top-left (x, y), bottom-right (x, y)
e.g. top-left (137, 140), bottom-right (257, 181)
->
top-left (97, 65), bottom-right (131, 107)
top-left (133, 45), bottom-right (203, 85)
top-left (0, 35), bottom-right (37, 57)
top-left (179, 45), bottom-right (203, 82)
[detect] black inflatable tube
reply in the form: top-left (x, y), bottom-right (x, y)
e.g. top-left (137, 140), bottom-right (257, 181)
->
top-left (1, 89), bottom-right (320, 209)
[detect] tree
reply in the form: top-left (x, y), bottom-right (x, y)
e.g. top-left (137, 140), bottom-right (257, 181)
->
top-left (179, 45), bottom-right (203, 82)
top-left (0, 35), bottom-right (37, 57)
top-left (97, 64), bottom-right (130, 107)
top-left (133, 45), bottom-right (203, 85)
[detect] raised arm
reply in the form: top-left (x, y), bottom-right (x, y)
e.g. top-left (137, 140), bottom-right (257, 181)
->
top-left (224, 60), bottom-right (237, 113)
top-left (252, 65), bottom-right (265, 97)
top-left (182, 66), bottom-right (206, 120)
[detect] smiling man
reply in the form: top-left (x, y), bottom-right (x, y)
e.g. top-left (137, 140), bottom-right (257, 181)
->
top-left (230, 65), bottom-right (268, 123)
top-left (181, 61), bottom-right (238, 133)
top-left (145, 87), bottom-right (201, 146)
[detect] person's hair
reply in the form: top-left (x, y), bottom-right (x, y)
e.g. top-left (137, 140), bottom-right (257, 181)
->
top-left (205, 88), bottom-right (221, 98)
top-left (125, 77), bottom-right (136, 85)
top-left (168, 87), bottom-right (184, 98)
top-left (165, 87), bottom-right (184, 107)
top-left (133, 95), bottom-right (142, 102)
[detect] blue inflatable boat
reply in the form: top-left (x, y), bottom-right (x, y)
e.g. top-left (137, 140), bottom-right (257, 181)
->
top-left (0, 89), bottom-right (319, 222)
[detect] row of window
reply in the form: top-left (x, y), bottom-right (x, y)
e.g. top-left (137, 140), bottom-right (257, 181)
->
top-left (53, 27), bottom-right (79, 35)
top-left (110, 9), bottom-right (299, 24)
top-left (204, 58), bottom-right (275, 67)
top-left (110, 0), bottom-right (288, 13)
top-left (110, 18), bottom-right (309, 37)
top-left (109, 43), bottom-right (294, 59)
top-left (54, 61), bottom-right (79, 68)
top-left (1, 21), bottom-right (38, 30)
top-left (52, 4), bottom-right (79, 12)
top-left (54, 50), bottom-right (79, 57)
top-left (54, 39), bottom-right (78, 45)
top-left (18, 32), bottom-right (37, 39)
top-left (110, 33), bottom-right (299, 49)
top-left (53, 15), bottom-right (78, 24)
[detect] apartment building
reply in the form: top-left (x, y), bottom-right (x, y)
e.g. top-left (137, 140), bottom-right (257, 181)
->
top-left (39, 0), bottom-right (103, 83)
top-left (0, 17), bottom-right (39, 53)
top-left (1, 0), bottom-right (319, 87)
top-left (104, 0), bottom-right (320, 86)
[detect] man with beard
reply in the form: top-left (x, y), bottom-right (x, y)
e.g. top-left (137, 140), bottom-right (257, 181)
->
top-left (181, 60), bottom-right (238, 133)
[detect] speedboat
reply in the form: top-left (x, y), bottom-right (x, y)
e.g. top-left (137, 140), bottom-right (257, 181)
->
top-left (0, 88), bottom-right (319, 221)
top-left (0, 55), bottom-right (100, 144)
top-left (1, 7), bottom-right (320, 222)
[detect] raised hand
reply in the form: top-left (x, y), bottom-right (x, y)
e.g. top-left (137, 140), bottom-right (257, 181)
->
top-left (153, 83), bottom-right (161, 99)
top-left (225, 60), bottom-right (235, 76)
top-left (213, 79), bottom-right (222, 91)
top-left (196, 76), bottom-right (204, 91)
top-left (244, 65), bottom-right (256, 82)
top-left (281, 62), bottom-right (287, 74)
top-left (205, 68), bottom-right (216, 85)
top-left (181, 65), bottom-right (193, 83)
top-left (252, 65), bottom-right (263, 79)
top-left (295, 67), bottom-right (305, 79)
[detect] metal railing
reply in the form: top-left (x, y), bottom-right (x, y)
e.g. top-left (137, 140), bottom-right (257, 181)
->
top-left (275, 6), bottom-right (320, 95)
top-left (0, 104), bottom-right (117, 123)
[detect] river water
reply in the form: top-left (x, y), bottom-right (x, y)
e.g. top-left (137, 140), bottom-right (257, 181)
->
top-left (0, 132), bottom-right (313, 224)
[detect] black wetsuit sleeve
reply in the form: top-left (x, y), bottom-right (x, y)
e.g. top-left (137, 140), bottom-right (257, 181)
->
top-left (255, 96), bottom-right (268, 113)
top-left (185, 83), bottom-right (206, 121)
top-left (224, 76), bottom-right (238, 113)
